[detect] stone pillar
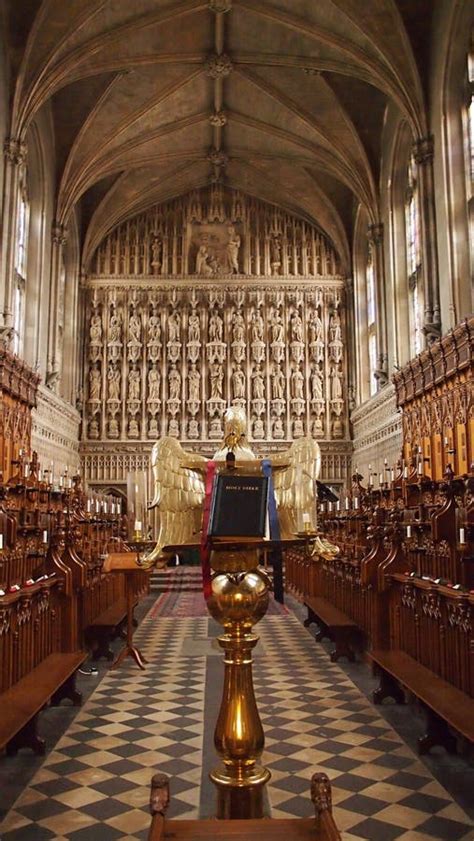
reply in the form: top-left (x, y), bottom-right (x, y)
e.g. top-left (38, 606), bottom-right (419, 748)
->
top-left (0, 137), bottom-right (27, 344)
top-left (413, 135), bottom-right (441, 343)
top-left (368, 222), bottom-right (388, 388)
top-left (46, 221), bottom-right (68, 391)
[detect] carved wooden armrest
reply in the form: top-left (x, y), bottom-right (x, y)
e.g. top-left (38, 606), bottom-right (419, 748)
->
top-left (148, 773), bottom-right (170, 841)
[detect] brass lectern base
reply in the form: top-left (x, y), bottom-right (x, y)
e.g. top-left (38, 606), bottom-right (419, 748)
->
top-left (210, 764), bottom-right (271, 819)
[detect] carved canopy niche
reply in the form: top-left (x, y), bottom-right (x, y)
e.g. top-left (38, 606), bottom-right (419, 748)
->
top-left (92, 185), bottom-right (341, 279)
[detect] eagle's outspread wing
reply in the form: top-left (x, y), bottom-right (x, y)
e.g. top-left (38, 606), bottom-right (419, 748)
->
top-left (272, 438), bottom-right (321, 537)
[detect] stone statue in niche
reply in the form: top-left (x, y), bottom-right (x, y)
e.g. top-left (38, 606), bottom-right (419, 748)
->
top-left (209, 310), bottom-right (223, 343)
top-left (310, 365), bottom-right (323, 400)
top-left (290, 310), bottom-right (304, 343)
top-left (270, 234), bottom-right (281, 275)
top-left (128, 365), bottom-right (141, 401)
top-left (330, 364), bottom-right (342, 401)
top-left (109, 308), bottom-right (122, 343)
top-left (129, 310), bottom-right (141, 344)
top-left (271, 364), bottom-right (285, 399)
top-left (148, 308), bottom-right (161, 344)
top-left (168, 418), bottom-right (180, 438)
top-left (270, 311), bottom-right (284, 344)
top-left (188, 418), bottom-right (199, 439)
top-left (232, 310), bottom-right (245, 343)
top-left (89, 364), bottom-right (101, 401)
top-left (293, 418), bottom-right (305, 438)
top-left (209, 361), bottom-right (224, 399)
top-left (253, 418), bottom-right (264, 439)
top-left (209, 416), bottom-right (223, 439)
top-left (308, 310), bottom-right (323, 344)
top-left (89, 312), bottom-right (102, 344)
top-left (251, 309), bottom-right (264, 343)
top-left (188, 312), bottom-right (201, 344)
top-left (291, 366), bottom-right (304, 400)
top-left (107, 364), bottom-right (121, 401)
top-left (227, 225), bottom-right (241, 273)
top-left (151, 235), bottom-right (162, 274)
top-left (168, 364), bottom-right (181, 400)
top-left (188, 364), bottom-right (201, 402)
top-left (329, 312), bottom-right (342, 344)
top-left (128, 417), bottom-right (139, 438)
top-left (232, 365), bottom-right (245, 399)
top-left (147, 366), bottom-right (161, 401)
top-left (251, 365), bottom-right (265, 399)
top-left (273, 417), bottom-right (285, 439)
top-left (168, 311), bottom-right (181, 343)
top-left (196, 244), bottom-right (214, 276)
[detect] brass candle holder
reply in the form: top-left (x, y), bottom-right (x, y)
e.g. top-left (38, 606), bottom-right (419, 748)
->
top-left (206, 543), bottom-right (272, 820)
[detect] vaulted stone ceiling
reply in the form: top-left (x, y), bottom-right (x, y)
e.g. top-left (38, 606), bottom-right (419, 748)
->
top-left (5, 0), bottom-right (432, 274)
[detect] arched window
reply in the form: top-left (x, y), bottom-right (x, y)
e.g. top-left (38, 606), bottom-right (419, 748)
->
top-left (12, 170), bottom-right (29, 355)
top-left (366, 242), bottom-right (377, 396)
top-left (405, 155), bottom-right (422, 356)
top-left (466, 42), bottom-right (474, 268)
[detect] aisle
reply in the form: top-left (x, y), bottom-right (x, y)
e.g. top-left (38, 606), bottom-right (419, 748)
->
top-left (0, 590), bottom-right (473, 841)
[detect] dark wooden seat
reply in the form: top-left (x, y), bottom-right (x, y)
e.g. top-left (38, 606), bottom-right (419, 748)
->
top-left (147, 772), bottom-right (341, 841)
top-left (304, 595), bottom-right (360, 662)
top-left (86, 599), bottom-right (128, 661)
top-left (370, 649), bottom-right (474, 754)
top-left (0, 651), bottom-right (86, 756)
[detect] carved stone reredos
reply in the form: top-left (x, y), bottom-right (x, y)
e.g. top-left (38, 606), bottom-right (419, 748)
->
top-left (92, 185), bottom-right (341, 279)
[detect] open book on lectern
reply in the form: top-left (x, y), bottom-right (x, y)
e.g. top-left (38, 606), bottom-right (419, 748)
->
top-left (208, 473), bottom-right (270, 540)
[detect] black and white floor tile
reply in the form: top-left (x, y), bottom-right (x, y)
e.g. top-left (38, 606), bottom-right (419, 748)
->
top-left (0, 588), bottom-right (472, 840)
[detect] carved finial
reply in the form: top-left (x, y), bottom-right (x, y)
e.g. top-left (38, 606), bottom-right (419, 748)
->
top-left (205, 53), bottom-right (233, 78)
top-left (209, 110), bottom-right (227, 127)
top-left (207, 148), bottom-right (229, 168)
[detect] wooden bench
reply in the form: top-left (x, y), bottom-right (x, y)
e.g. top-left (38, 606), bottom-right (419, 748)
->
top-left (0, 651), bottom-right (86, 756)
top-left (86, 600), bottom-right (128, 661)
top-left (147, 772), bottom-right (341, 841)
top-left (304, 596), bottom-right (360, 662)
top-left (370, 649), bottom-right (474, 754)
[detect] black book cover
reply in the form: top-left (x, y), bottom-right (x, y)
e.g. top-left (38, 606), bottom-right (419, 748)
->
top-left (208, 474), bottom-right (269, 539)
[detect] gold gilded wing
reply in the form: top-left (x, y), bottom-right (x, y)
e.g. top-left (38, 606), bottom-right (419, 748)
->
top-left (146, 437), bottom-right (207, 566)
top-left (272, 438), bottom-right (321, 537)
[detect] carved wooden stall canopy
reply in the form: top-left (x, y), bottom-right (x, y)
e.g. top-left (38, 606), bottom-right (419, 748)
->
top-left (84, 186), bottom-right (349, 465)
top-left (0, 344), bottom-right (40, 483)
top-left (393, 318), bottom-right (473, 480)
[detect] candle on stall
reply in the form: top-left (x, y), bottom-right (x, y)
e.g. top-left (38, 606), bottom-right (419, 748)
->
top-left (403, 466), bottom-right (408, 479)
top-left (302, 512), bottom-right (311, 531)
top-left (59, 475), bottom-right (63, 488)
top-left (379, 473), bottom-right (383, 486)
top-left (42, 530), bottom-right (48, 543)
top-left (104, 501), bottom-right (108, 514)
top-left (459, 528), bottom-right (466, 545)
top-left (417, 461), bottom-right (422, 476)
top-left (0, 533), bottom-right (3, 550)
top-left (86, 500), bottom-right (91, 513)
top-left (23, 463), bottom-right (29, 479)
top-left (345, 497), bottom-right (349, 510)
top-left (444, 437), bottom-right (448, 446)
top-left (390, 468), bottom-right (394, 482)
top-left (95, 500), bottom-right (100, 513)
top-left (336, 500), bottom-right (340, 512)
top-left (406, 525), bottom-right (411, 538)
top-left (328, 502), bottom-right (333, 513)
top-left (354, 497), bottom-right (359, 509)
top-left (134, 520), bottom-right (142, 532)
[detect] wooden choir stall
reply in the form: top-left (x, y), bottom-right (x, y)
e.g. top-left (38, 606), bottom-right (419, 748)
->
top-left (285, 318), bottom-right (474, 755)
top-left (0, 344), bottom-right (148, 757)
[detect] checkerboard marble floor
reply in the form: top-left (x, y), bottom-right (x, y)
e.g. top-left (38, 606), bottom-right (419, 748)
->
top-left (0, 596), bottom-right (473, 840)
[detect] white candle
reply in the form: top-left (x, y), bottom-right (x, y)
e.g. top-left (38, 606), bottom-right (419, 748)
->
top-left (95, 500), bottom-right (100, 513)
top-left (0, 533), bottom-right (3, 550)
top-left (104, 501), bottom-right (108, 513)
top-left (328, 502), bottom-right (332, 513)
top-left (42, 530), bottom-right (48, 544)
top-left (459, 528), bottom-right (466, 545)
top-left (406, 525), bottom-right (411, 538)
top-left (134, 520), bottom-right (142, 532)
top-left (379, 473), bottom-right (383, 486)
top-left (444, 437), bottom-right (448, 446)
top-left (23, 464), bottom-right (29, 478)
top-left (390, 468), bottom-right (394, 482)
top-left (86, 500), bottom-right (91, 513)
top-left (345, 497), bottom-right (349, 510)
top-left (336, 501), bottom-right (340, 512)
top-left (59, 475), bottom-right (63, 488)
top-left (354, 497), bottom-right (359, 509)
top-left (403, 466), bottom-right (408, 479)
top-left (417, 461), bottom-right (422, 476)
top-left (302, 512), bottom-right (310, 523)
